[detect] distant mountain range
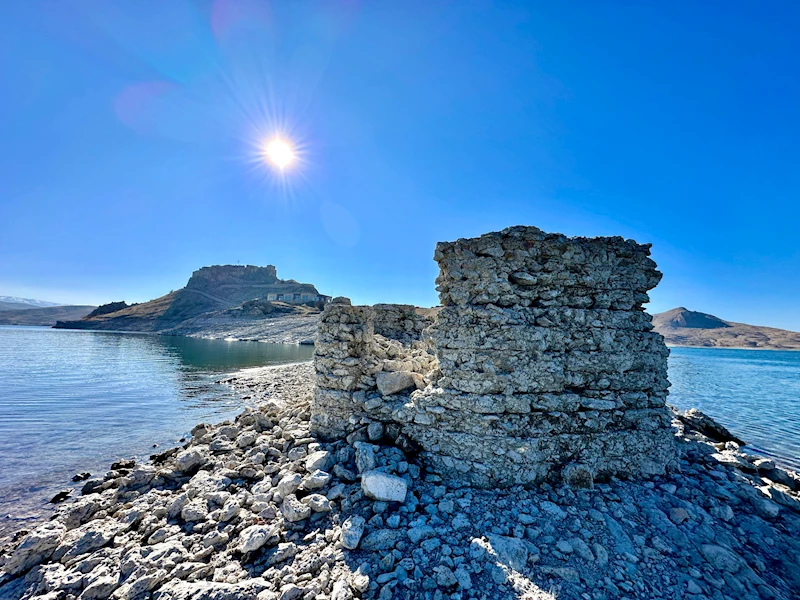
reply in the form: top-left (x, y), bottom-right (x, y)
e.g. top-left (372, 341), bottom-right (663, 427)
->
top-left (0, 296), bottom-right (62, 311)
top-left (0, 305), bottom-right (96, 326)
top-left (652, 307), bottom-right (800, 350)
top-left (0, 296), bottom-right (96, 326)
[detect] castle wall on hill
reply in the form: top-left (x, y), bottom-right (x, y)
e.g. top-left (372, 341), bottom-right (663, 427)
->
top-left (311, 226), bottom-right (676, 487)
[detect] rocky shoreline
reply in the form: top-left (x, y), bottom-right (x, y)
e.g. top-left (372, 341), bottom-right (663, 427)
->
top-left (1, 362), bottom-right (799, 600)
top-left (162, 314), bottom-right (319, 345)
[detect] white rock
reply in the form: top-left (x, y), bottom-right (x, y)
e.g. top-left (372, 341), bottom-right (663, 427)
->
top-left (305, 450), bottom-right (333, 472)
top-left (181, 500), bottom-right (208, 522)
top-left (276, 473), bottom-right (302, 497)
top-left (331, 579), bottom-right (354, 600)
top-left (361, 471), bottom-right (407, 502)
top-left (353, 442), bottom-right (377, 474)
top-left (167, 493), bottom-right (190, 519)
top-left (82, 574), bottom-right (121, 599)
top-left (300, 469), bottom-right (331, 491)
top-left (57, 519), bottom-right (121, 564)
top-left (239, 524), bottom-right (278, 553)
top-left (483, 534), bottom-right (529, 571)
top-left (237, 431), bottom-right (257, 448)
top-left (174, 449), bottom-right (206, 473)
top-left (281, 494), bottom-right (311, 522)
top-left (215, 498), bottom-right (242, 522)
top-left (301, 493), bottom-right (332, 512)
top-left (376, 371), bottom-right (417, 396)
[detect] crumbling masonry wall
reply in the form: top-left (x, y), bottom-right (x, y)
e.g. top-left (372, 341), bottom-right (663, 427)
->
top-left (311, 303), bottom-right (437, 439)
top-left (311, 226), bottom-right (676, 487)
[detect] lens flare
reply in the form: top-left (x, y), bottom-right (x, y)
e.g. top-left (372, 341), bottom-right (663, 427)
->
top-left (264, 137), bottom-right (295, 169)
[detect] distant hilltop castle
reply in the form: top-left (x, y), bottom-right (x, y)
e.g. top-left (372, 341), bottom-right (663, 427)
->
top-left (55, 264), bottom-right (330, 332)
top-left (185, 265), bottom-right (331, 305)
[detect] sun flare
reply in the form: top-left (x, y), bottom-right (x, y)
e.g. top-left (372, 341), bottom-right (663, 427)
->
top-left (264, 137), bottom-right (295, 169)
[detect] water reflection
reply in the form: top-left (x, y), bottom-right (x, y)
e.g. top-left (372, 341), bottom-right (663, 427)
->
top-left (0, 326), bottom-right (313, 529)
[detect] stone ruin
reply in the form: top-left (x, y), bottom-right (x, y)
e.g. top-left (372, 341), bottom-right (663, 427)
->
top-left (311, 226), bottom-right (676, 487)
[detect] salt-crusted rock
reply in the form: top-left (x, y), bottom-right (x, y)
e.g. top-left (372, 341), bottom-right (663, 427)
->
top-left (281, 494), bottom-right (311, 522)
top-left (4, 521), bottom-right (66, 575)
top-left (239, 524), bottom-right (279, 554)
top-left (361, 471), bottom-right (408, 502)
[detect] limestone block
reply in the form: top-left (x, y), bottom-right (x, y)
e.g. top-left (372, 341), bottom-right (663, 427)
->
top-left (375, 371), bottom-right (417, 396)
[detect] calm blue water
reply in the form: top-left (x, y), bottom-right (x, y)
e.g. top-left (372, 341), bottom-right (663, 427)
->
top-left (667, 347), bottom-right (800, 471)
top-left (0, 326), bottom-right (313, 530)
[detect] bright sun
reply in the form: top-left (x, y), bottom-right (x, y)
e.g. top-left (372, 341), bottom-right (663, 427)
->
top-left (264, 137), bottom-right (295, 169)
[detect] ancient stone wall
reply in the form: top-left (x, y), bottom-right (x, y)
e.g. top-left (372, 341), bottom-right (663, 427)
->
top-left (310, 301), bottom-right (436, 440)
top-left (311, 226), bottom-right (676, 488)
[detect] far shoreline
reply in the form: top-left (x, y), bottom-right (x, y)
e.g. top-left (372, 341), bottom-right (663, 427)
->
top-left (667, 343), bottom-right (800, 352)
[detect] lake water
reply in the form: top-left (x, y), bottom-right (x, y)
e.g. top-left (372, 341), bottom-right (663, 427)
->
top-left (1, 328), bottom-right (798, 535)
top-left (667, 346), bottom-right (800, 471)
top-left (0, 326), bottom-right (313, 533)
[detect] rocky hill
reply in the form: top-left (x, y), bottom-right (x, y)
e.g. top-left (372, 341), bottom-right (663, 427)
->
top-left (653, 307), bottom-right (800, 350)
top-left (54, 265), bottom-right (326, 343)
top-left (0, 305), bottom-right (96, 326)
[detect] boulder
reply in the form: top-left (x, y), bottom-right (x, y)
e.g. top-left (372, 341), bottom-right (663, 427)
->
top-left (174, 449), bottom-right (206, 473)
top-left (305, 450), bottom-right (333, 472)
top-left (361, 471), bottom-right (408, 502)
top-left (678, 409), bottom-right (746, 446)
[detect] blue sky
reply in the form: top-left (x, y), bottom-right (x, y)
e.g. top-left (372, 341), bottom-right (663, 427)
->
top-left (0, 1), bottom-right (798, 330)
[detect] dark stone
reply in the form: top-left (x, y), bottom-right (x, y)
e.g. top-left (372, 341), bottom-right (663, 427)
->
top-left (150, 447), bottom-right (179, 464)
top-left (110, 458), bottom-right (136, 471)
top-left (395, 434), bottom-right (421, 457)
top-left (50, 489), bottom-right (71, 503)
top-left (677, 408), bottom-right (746, 446)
